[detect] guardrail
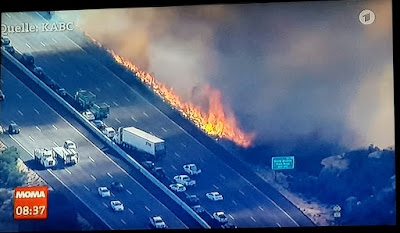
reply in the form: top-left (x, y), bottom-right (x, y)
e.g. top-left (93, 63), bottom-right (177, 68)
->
top-left (1, 47), bottom-right (211, 229)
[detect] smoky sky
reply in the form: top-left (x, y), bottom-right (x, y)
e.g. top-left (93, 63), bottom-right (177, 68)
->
top-left (58, 0), bottom-right (394, 149)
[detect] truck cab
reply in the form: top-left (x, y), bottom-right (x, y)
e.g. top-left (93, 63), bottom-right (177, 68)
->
top-left (34, 148), bottom-right (57, 168)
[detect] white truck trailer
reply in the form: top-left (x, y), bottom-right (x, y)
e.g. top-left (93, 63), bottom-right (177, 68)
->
top-left (34, 148), bottom-right (57, 168)
top-left (114, 127), bottom-right (166, 157)
top-left (52, 147), bottom-right (78, 165)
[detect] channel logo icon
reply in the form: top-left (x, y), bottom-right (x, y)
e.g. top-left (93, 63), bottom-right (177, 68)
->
top-left (359, 9), bottom-right (375, 25)
top-left (14, 186), bottom-right (48, 219)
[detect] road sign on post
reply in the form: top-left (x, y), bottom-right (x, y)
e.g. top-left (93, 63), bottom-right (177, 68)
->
top-left (272, 156), bottom-right (295, 170)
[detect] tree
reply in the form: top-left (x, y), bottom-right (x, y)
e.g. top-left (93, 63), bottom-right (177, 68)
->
top-left (0, 147), bottom-right (25, 188)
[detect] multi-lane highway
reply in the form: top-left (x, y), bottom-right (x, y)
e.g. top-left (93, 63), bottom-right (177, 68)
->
top-left (0, 65), bottom-right (188, 230)
top-left (1, 11), bottom-right (315, 229)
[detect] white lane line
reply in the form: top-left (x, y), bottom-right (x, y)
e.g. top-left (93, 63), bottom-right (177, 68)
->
top-left (90, 175), bottom-right (96, 180)
top-left (28, 135), bottom-right (35, 142)
top-left (51, 37), bottom-right (58, 43)
top-left (143, 112), bottom-right (149, 117)
top-left (84, 185), bottom-right (90, 191)
top-left (276, 222), bottom-right (282, 228)
top-left (5, 13), bottom-right (11, 18)
top-left (144, 206), bottom-right (151, 211)
top-left (115, 118), bottom-right (121, 124)
top-left (120, 219), bottom-right (126, 225)
top-left (102, 202), bottom-right (108, 208)
top-left (258, 206), bottom-right (264, 211)
top-left (180, 143), bottom-right (187, 148)
top-left (126, 189), bottom-right (132, 195)
top-left (171, 165), bottom-right (177, 171)
top-left (106, 82), bottom-right (112, 87)
top-left (265, 196), bottom-right (300, 226)
top-left (25, 43), bottom-right (31, 48)
top-left (52, 125), bottom-right (58, 130)
top-left (239, 190), bottom-right (245, 196)
top-left (77, 71), bottom-right (82, 77)
top-left (111, 193), bottom-right (115, 197)
top-left (107, 172), bottom-right (113, 178)
top-left (174, 152), bottom-right (180, 158)
top-left (128, 208), bottom-right (134, 214)
top-left (229, 214), bottom-right (235, 220)
top-left (35, 126), bottom-right (41, 132)
top-left (9, 135), bottom-right (33, 158)
top-left (213, 184), bottom-right (219, 190)
top-left (18, 110), bottom-right (24, 116)
top-left (34, 109), bottom-right (40, 114)
top-left (53, 142), bottom-right (59, 147)
top-left (113, 101), bottom-right (119, 107)
top-left (89, 156), bottom-right (95, 163)
top-left (250, 216), bottom-right (256, 222)
top-left (61, 73), bottom-right (67, 77)
top-left (95, 87), bottom-right (101, 92)
top-left (219, 174), bottom-right (225, 180)
top-left (232, 200), bottom-right (237, 206)
top-left (161, 127), bottom-right (167, 132)
top-left (40, 41), bottom-right (46, 47)
top-left (65, 168), bottom-right (72, 175)
top-left (16, 93), bottom-right (22, 99)
top-left (125, 97), bottom-right (131, 102)
top-left (59, 56), bottom-right (64, 62)
top-left (131, 116), bottom-right (137, 122)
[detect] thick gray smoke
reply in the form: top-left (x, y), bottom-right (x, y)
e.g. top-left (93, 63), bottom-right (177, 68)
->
top-left (59, 0), bottom-right (394, 150)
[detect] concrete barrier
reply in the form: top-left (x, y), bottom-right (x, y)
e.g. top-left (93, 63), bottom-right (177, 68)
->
top-left (1, 47), bottom-right (211, 229)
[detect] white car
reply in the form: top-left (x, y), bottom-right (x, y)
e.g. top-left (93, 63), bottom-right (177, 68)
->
top-left (174, 175), bottom-right (196, 186)
top-left (206, 191), bottom-right (223, 201)
top-left (98, 187), bottom-right (111, 197)
top-left (83, 110), bottom-right (95, 121)
top-left (110, 200), bottom-right (124, 211)
top-left (183, 164), bottom-right (201, 175)
top-left (64, 140), bottom-right (77, 150)
top-left (213, 211), bottom-right (228, 223)
top-left (103, 127), bottom-right (116, 138)
top-left (169, 183), bottom-right (186, 192)
top-left (150, 216), bottom-right (167, 229)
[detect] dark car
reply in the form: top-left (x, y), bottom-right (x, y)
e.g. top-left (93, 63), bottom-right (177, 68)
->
top-left (221, 222), bottom-right (238, 229)
top-left (4, 44), bottom-right (15, 54)
top-left (141, 160), bottom-right (155, 170)
top-left (33, 67), bottom-right (44, 77)
top-left (192, 205), bottom-right (205, 214)
top-left (92, 120), bottom-right (105, 130)
top-left (1, 36), bottom-right (10, 46)
top-left (151, 167), bottom-right (166, 178)
top-left (22, 53), bottom-right (34, 65)
top-left (8, 123), bottom-right (21, 134)
top-left (186, 195), bottom-right (199, 205)
top-left (111, 181), bottom-right (123, 191)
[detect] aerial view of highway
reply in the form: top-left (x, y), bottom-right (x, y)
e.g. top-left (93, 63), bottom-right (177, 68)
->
top-left (0, 0), bottom-right (395, 231)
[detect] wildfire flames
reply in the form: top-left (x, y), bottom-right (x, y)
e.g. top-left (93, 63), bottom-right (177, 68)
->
top-left (85, 33), bottom-right (254, 147)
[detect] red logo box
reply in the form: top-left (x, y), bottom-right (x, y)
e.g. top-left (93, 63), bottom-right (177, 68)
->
top-left (14, 186), bottom-right (48, 219)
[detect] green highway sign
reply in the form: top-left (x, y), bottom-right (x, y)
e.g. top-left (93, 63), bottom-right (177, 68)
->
top-left (272, 156), bottom-right (295, 170)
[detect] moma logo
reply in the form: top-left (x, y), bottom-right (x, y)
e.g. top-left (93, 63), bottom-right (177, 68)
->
top-left (15, 190), bottom-right (46, 199)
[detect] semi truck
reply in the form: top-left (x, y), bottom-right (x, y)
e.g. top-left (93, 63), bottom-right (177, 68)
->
top-left (52, 146), bottom-right (78, 165)
top-left (75, 89), bottom-right (96, 109)
top-left (114, 126), bottom-right (166, 158)
top-left (34, 148), bottom-right (57, 168)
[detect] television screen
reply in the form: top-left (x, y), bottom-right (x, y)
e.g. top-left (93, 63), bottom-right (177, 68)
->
top-left (0, 0), bottom-right (396, 232)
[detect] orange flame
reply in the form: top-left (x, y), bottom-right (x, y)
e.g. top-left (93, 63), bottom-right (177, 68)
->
top-left (84, 32), bottom-right (254, 147)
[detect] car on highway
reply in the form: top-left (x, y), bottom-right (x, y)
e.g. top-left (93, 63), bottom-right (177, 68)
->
top-left (221, 222), bottom-right (238, 229)
top-left (33, 67), bottom-right (44, 77)
top-left (1, 36), bottom-right (10, 46)
top-left (82, 110), bottom-right (95, 121)
top-left (92, 120), bottom-right (105, 130)
top-left (141, 160), bottom-right (155, 170)
top-left (192, 205), bottom-right (205, 214)
top-left (0, 90), bottom-right (5, 101)
top-left (151, 167), bottom-right (166, 178)
top-left (174, 175), bottom-right (196, 186)
top-left (169, 183), bottom-right (186, 192)
top-left (98, 187), bottom-right (111, 197)
top-left (111, 181), bottom-right (124, 191)
top-left (110, 200), bottom-right (124, 211)
top-left (149, 216), bottom-right (167, 229)
top-left (206, 191), bottom-right (223, 201)
top-left (8, 123), bottom-right (20, 134)
top-left (186, 195), bottom-right (199, 205)
top-left (212, 211), bottom-right (228, 223)
top-left (183, 163), bottom-right (202, 175)
top-left (103, 127), bottom-right (116, 138)
top-left (4, 44), bottom-right (15, 54)
top-left (22, 53), bottom-right (34, 65)
top-left (64, 140), bottom-right (77, 149)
